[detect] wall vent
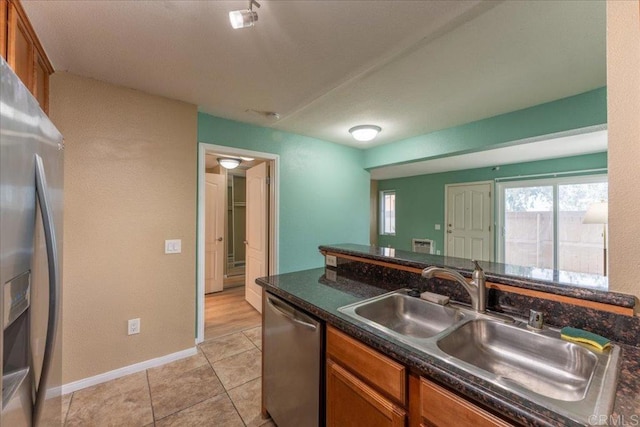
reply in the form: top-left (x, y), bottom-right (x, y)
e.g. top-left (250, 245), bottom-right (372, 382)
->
top-left (412, 238), bottom-right (435, 254)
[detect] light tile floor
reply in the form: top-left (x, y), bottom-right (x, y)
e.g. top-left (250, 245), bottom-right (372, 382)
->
top-left (62, 326), bottom-right (274, 427)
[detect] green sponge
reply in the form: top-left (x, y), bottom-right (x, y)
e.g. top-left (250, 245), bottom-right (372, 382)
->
top-left (560, 327), bottom-right (611, 351)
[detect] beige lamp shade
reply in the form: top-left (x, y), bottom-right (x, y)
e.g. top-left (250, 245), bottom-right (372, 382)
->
top-left (583, 202), bottom-right (608, 224)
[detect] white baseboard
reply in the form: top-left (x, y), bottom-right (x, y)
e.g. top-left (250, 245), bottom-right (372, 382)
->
top-left (60, 346), bottom-right (198, 395)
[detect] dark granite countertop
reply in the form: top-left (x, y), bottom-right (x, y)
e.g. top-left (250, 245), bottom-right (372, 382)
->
top-left (320, 243), bottom-right (637, 309)
top-left (257, 267), bottom-right (640, 427)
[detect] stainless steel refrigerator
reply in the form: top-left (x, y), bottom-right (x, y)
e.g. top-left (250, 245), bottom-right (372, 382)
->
top-left (1, 57), bottom-right (64, 426)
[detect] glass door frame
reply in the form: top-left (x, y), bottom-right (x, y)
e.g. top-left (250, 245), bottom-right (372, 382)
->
top-left (496, 174), bottom-right (608, 269)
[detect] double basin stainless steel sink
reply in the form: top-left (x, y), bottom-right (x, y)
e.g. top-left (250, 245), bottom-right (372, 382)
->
top-left (338, 289), bottom-right (620, 425)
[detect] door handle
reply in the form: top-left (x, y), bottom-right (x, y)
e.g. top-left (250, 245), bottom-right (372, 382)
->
top-left (33, 154), bottom-right (61, 426)
top-left (266, 296), bottom-right (317, 331)
top-left (217, 237), bottom-right (223, 242)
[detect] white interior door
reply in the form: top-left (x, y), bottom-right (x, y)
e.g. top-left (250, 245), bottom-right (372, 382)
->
top-left (205, 173), bottom-right (225, 293)
top-left (445, 182), bottom-right (493, 261)
top-left (245, 162), bottom-right (268, 313)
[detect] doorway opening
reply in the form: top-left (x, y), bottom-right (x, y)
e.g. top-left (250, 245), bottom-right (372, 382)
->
top-left (197, 143), bottom-right (279, 343)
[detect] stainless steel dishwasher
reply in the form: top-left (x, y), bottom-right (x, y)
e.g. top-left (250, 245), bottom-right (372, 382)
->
top-left (264, 292), bottom-right (323, 427)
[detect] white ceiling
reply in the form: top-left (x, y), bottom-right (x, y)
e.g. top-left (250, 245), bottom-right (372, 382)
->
top-left (22, 0), bottom-right (606, 175)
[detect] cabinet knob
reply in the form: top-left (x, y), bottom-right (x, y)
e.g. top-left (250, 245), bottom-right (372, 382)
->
top-left (217, 237), bottom-right (223, 242)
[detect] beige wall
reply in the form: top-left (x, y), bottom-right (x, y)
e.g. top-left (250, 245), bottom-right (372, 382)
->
top-left (607, 0), bottom-right (640, 306)
top-left (50, 72), bottom-right (198, 383)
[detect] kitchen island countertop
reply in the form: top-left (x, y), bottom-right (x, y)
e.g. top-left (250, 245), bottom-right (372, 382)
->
top-left (257, 267), bottom-right (640, 427)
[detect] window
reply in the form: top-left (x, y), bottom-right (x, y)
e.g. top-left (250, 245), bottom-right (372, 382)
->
top-left (380, 190), bottom-right (396, 235)
top-left (497, 175), bottom-right (607, 275)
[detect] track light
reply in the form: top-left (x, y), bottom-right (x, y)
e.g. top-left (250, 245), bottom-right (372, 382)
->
top-left (349, 125), bottom-right (382, 142)
top-left (229, 0), bottom-right (260, 29)
top-left (218, 158), bottom-right (242, 169)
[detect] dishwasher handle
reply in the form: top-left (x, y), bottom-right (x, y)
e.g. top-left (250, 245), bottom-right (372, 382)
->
top-left (266, 295), bottom-right (318, 331)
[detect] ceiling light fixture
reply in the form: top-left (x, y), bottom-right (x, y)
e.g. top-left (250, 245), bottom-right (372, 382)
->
top-left (218, 158), bottom-right (242, 169)
top-left (229, 0), bottom-right (260, 29)
top-left (349, 125), bottom-right (382, 142)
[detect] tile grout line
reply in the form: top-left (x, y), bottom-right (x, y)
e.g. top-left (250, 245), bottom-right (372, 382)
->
top-left (145, 369), bottom-right (158, 425)
top-left (203, 323), bottom-right (262, 343)
top-left (199, 330), bottom-right (267, 426)
top-left (222, 390), bottom-right (250, 427)
top-left (149, 352), bottom-right (229, 423)
top-left (62, 392), bottom-right (73, 426)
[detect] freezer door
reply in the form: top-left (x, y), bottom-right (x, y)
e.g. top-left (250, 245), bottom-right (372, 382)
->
top-left (1, 57), bottom-right (64, 427)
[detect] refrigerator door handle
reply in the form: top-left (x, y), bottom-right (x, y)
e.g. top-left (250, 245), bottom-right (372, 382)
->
top-left (266, 295), bottom-right (317, 331)
top-left (33, 154), bottom-right (61, 425)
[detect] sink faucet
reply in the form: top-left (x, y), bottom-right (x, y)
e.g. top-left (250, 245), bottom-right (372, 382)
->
top-left (421, 260), bottom-right (486, 313)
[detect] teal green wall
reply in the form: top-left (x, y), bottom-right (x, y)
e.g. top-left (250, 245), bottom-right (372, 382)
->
top-left (197, 88), bottom-right (607, 271)
top-left (365, 88), bottom-right (607, 169)
top-left (377, 152), bottom-right (607, 253)
top-left (198, 114), bottom-right (370, 273)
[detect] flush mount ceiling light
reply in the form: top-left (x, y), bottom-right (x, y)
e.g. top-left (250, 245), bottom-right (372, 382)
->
top-left (229, 0), bottom-right (260, 29)
top-left (349, 125), bottom-right (382, 142)
top-left (218, 158), bottom-right (242, 169)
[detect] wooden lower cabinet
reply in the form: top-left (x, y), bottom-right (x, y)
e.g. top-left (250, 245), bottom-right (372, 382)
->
top-left (419, 377), bottom-right (513, 427)
top-left (327, 359), bottom-right (406, 427)
top-left (325, 326), bottom-right (515, 427)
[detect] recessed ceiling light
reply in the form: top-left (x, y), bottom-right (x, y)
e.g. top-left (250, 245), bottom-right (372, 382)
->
top-left (349, 125), bottom-right (382, 142)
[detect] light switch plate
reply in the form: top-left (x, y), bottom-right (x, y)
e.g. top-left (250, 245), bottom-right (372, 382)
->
top-left (326, 254), bottom-right (337, 267)
top-left (165, 239), bottom-right (182, 254)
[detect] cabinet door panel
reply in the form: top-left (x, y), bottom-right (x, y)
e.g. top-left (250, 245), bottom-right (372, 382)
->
top-left (34, 50), bottom-right (48, 113)
top-left (7, 2), bottom-right (33, 88)
top-left (327, 325), bottom-right (406, 405)
top-left (1, 0), bottom-right (7, 59)
top-left (327, 360), bottom-right (405, 427)
top-left (420, 378), bottom-right (513, 427)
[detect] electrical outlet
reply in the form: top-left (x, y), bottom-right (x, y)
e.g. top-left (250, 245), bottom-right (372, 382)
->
top-left (325, 254), bottom-right (337, 267)
top-left (435, 224), bottom-right (441, 230)
top-left (436, 250), bottom-right (441, 255)
top-left (128, 318), bottom-right (140, 335)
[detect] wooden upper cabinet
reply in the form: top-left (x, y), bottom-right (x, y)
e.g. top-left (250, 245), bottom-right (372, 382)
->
top-left (4, 0), bottom-right (53, 114)
top-left (1, 0), bottom-right (7, 59)
top-left (34, 48), bottom-right (49, 112)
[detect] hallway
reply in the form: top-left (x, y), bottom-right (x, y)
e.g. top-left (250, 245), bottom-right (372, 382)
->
top-left (205, 286), bottom-right (261, 341)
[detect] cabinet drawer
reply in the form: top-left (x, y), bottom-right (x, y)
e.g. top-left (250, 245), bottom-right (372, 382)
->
top-left (420, 378), bottom-right (513, 427)
top-left (327, 360), bottom-right (406, 427)
top-left (326, 326), bottom-right (406, 405)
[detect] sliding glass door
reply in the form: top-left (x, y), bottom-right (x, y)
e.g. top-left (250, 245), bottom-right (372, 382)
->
top-left (497, 175), bottom-right (607, 275)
